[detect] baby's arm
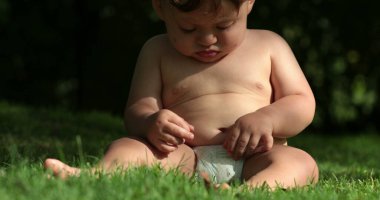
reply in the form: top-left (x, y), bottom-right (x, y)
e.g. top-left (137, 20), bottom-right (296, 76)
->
top-left (225, 31), bottom-right (315, 159)
top-left (124, 36), bottom-right (194, 153)
top-left (262, 32), bottom-right (315, 137)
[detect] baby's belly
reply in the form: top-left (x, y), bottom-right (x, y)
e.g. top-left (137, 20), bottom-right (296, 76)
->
top-left (167, 93), bottom-right (271, 146)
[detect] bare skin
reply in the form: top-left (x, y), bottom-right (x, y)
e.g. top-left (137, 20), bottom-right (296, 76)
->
top-left (45, 0), bottom-right (319, 189)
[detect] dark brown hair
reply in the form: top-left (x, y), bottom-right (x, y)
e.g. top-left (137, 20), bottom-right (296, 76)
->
top-left (169, 0), bottom-right (245, 12)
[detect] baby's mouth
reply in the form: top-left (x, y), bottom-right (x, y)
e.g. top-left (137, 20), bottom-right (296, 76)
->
top-left (196, 50), bottom-right (220, 58)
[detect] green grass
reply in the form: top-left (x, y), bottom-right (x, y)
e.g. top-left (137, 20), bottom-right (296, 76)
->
top-left (0, 100), bottom-right (379, 200)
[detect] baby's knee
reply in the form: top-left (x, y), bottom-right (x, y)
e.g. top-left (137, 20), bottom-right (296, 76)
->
top-left (102, 137), bottom-right (155, 168)
top-left (305, 153), bottom-right (319, 183)
top-left (108, 137), bottom-right (135, 147)
top-left (291, 149), bottom-right (319, 184)
top-left (107, 137), bottom-right (150, 153)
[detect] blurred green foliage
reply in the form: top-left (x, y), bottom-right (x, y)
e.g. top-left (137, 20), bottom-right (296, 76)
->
top-left (0, 0), bottom-right (379, 132)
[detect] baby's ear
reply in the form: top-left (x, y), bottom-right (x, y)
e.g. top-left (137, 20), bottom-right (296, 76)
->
top-left (152, 0), bottom-right (165, 20)
top-left (247, 0), bottom-right (255, 14)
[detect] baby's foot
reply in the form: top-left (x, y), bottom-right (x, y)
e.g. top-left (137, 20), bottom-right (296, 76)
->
top-left (200, 172), bottom-right (231, 190)
top-left (214, 183), bottom-right (231, 190)
top-left (44, 158), bottom-right (81, 179)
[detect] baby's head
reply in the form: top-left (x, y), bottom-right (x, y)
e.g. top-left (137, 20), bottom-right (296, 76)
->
top-left (168, 0), bottom-right (244, 12)
top-left (153, 0), bottom-right (254, 63)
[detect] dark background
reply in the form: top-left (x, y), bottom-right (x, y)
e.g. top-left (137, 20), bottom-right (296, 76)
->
top-left (1, 0), bottom-right (379, 132)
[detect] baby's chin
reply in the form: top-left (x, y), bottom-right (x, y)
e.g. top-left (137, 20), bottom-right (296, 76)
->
top-left (190, 53), bottom-right (228, 63)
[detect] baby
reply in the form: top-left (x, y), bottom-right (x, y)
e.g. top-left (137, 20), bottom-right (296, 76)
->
top-left (45, 0), bottom-right (319, 189)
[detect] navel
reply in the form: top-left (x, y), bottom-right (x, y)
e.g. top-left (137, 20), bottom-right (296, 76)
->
top-left (255, 82), bottom-right (265, 90)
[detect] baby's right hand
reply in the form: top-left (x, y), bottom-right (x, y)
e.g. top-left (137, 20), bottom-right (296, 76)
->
top-left (146, 109), bottom-right (194, 153)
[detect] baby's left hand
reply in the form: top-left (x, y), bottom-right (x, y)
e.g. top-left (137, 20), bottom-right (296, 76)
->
top-left (223, 112), bottom-right (274, 160)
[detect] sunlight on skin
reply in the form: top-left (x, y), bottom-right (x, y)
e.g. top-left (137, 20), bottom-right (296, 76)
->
top-left (43, 158), bottom-right (284, 191)
top-left (43, 158), bottom-right (316, 191)
top-left (44, 158), bottom-right (234, 191)
top-left (44, 158), bottom-right (81, 179)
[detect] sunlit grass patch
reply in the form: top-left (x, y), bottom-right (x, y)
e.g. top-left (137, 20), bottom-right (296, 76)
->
top-left (1, 100), bottom-right (380, 200)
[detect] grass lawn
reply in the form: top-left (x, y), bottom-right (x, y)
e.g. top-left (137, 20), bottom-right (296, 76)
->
top-left (0, 100), bottom-right (379, 199)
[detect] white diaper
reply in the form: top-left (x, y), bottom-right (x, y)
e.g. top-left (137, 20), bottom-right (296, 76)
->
top-left (194, 145), bottom-right (244, 184)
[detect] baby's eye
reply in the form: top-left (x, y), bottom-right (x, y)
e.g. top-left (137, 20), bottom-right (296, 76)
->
top-left (217, 21), bottom-right (235, 30)
top-left (217, 26), bottom-right (230, 30)
top-left (180, 27), bottom-right (196, 33)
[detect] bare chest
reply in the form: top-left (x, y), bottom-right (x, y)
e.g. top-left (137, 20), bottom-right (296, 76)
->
top-left (161, 54), bottom-right (272, 108)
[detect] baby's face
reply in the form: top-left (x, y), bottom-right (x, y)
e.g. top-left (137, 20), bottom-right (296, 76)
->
top-left (160, 0), bottom-right (252, 63)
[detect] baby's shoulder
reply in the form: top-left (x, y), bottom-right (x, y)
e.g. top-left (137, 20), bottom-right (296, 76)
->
top-left (246, 29), bottom-right (292, 53)
top-left (136, 34), bottom-right (172, 62)
top-left (141, 34), bottom-right (171, 52)
top-left (247, 29), bottom-right (287, 44)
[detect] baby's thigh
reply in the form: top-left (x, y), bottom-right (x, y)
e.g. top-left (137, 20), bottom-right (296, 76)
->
top-left (103, 137), bottom-right (196, 173)
top-left (162, 143), bottom-right (196, 174)
top-left (242, 145), bottom-right (318, 184)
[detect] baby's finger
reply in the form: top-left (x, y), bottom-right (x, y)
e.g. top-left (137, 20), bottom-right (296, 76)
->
top-left (159, 132), bottom-right (185, 146)
top-left (147, 133), bottom-right (177, 153)
top-left (189, 124), bottom-right (195, 133)
top-left (156, 139), bottom-right (178, 153)
top-left (168, 115), bottom-right (194, 133)
top-left (224, 126), bottom-right (240, 155)
top-left (233, 132), bottom-right (250, 160)
top-left (164, 122), bottom-right (194, 141)
top-left (253, 135), bottom-right (273, 154)
top-left (243, 135), bottom-right (260, 158)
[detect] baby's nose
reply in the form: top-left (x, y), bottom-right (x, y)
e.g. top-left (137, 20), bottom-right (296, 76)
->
top-left (197, 32), bottom-right (217, 46)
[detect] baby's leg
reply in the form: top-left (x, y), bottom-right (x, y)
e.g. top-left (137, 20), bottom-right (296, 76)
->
top-left (99, 137), bottom-right (196, 174)
top-left (44, 158), bottom-right (81, 179)
top-left (44, 137), bottom-right (196, 178)
top-left (242, 145), bottom-right (318, 189)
